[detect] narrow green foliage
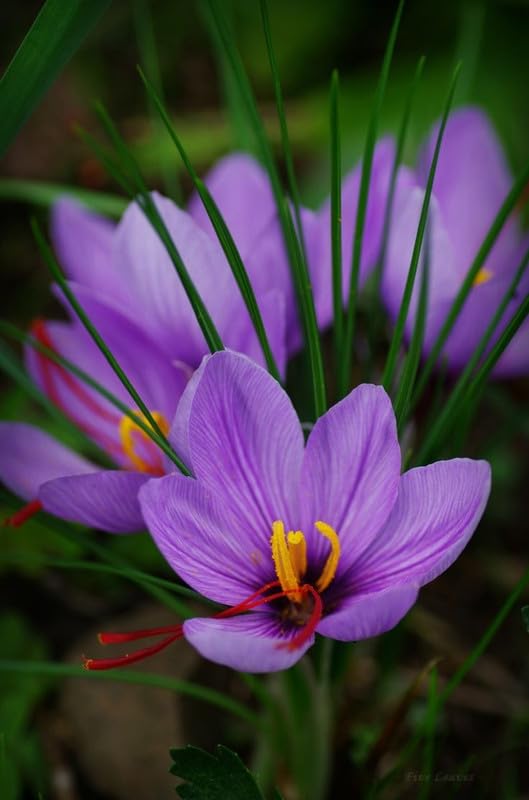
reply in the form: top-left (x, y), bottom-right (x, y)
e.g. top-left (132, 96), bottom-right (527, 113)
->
top-left (373, 564), bottom-right (529, 794)
top-left (418, 669), bottom-right (439, 800)
top-left (0, 0), bottom-right (110, 155)
top-left (0, 336), bottom-right (108, 463)
top-left (329, 70), bottom-right (343, 367)
top-left (0, 180), bottom-right (126, 216)
top-left (522, 606), bottom-right (529, 633)
top-left (259, 0), bottom-right (307, 260)
top-left (203, 0), bottom-right (326, 418)
top-left (382, 63), bottom-right (460, 395)
top-left (0, 661), bottom-right (260, 727)
top-left (411, 155), bottom-right (529, 407)
top-left (415, 250), bottom-right (529, 464)
top-left (338, 0), bottom-right (405, 397)
top-left (138, 68), bottom-right (281, 380)
top-left (89, 105), bottom-right (225, 353)
top-left (170, 745), bottom-right (269, 800)
top-left (393, 225), bottom-right (430, 428)
top-left (133, 0), bottom-right (181, 201)
top-left (0, 320), bottom-right (185, 472)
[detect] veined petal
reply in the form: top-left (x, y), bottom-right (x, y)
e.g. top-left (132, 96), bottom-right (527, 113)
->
top-left (0, 423), bottom-right (95, 501)
top-left (183, 613), bottom-right (313, 673)
top-left (418, 107), bottom-right (520, 277)
top-left (40, 471), bottom-right (148, 533)
top-left (112, 193), bottom-right (240, 365)
top-left (299, 384), bottom-right (401, 575)
top-left (139, 473), bottom-right (272, 604)
top-left (352, 459), bottom-right (491, 592)
top-left (317, 584), bottom-right (418, 641)
top-left (187, 351), bottom-right (304, 534)
top-left (187, 153), bottom-right (276, 259)
top-left (50, 199), bottom-right (118, 292)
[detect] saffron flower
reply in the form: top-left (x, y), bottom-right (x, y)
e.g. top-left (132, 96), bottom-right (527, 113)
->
top-left (86, 351), bottom-right (491, 673)
top-left (0, 157), bottom-right (292, 531)
top-left (383, 107), bottom-right (529, 376)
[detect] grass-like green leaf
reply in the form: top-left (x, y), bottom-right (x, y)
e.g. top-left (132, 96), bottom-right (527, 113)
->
top-left (90, 104), bottom-right (226, 354)
top-left (138, 68), bottom-right (281, 381)
top-left (203, 0), bottom-right (326, 418)
top-left (329, 70), bottom-right (343, 369)
top-left (382, 63), bottom-right (460, 395)
top-left (0, 0), bottom-right (111, 156)
top-left (337, 0), bottom-right (404, 398)
top-left (0, 180), bottom-right (126, 216)
top-left (0, 320), bottom-right (182, 471)
top-left (0, 661), bottom-right (260, 727)
top-left (415, 250), bottom-right (529, 464)
top-left (411, 156), bottom-right (529, 408)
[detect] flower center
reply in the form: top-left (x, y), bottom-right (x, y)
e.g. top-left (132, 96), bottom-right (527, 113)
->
top-left (118, 410), bottom-right (169, 475)
top-left (270, 519), bottom-right (341, 603)
top-left (473, 267), bottom-right (493, 287)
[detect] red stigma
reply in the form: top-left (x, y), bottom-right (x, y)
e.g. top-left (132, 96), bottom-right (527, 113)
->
top-left (4, 499), bottom-right (43, 528)
top-left (84, 580), bottom-right (324, 670)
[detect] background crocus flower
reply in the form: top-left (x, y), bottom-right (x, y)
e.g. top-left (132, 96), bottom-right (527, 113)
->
top-left (90, 350), bottom-right (492, 674)
top-left (0, 158), bottom-right (293, 533)
top-left (382, 107), bottom-right (529, 376)
top-left (0, 286), bottom-right (187, 532)
top-left (305, 136), bottom-right (414, 336)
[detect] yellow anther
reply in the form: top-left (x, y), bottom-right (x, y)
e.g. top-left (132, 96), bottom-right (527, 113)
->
top-left (287, 530), bottom-right (307, 582)
top-left (271, 520), bottom-right (302, 602)
top-left (473, 267), bottom-right (493, 287)
top-left (315, 521), bottom-right (341, 592)
top-left (119, 410), bottom-right (169, 474)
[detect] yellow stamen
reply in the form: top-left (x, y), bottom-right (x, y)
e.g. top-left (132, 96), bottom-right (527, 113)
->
top-left (315, 521), bottom-right (341, 592)
top-left (119, 410), bottom-right (169, 474)
top-left (287, 530), bottom-right (307, 582)
top-left (271, 520), bottom-right (302, 602)
top-left (473, 267), bottom-right (493, 287)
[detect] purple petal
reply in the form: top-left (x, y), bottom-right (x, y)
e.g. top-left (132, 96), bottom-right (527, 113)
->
top-left (417, 107), bottom-right (521, 277)
top-left (187, 154), bottom-right (276, 259)
top-left (112, 193), bottom-right (242, 365)
top-left (26, 286), bottom-right (188, 464)
top-left (40, 470), bottom-right (148, 533)
top-left (223, 292), bottom-right (287, 377)
top-left (352, 458), bottom-right (491, 591)
top-left (187, 351), bottom-right (304, 536)
top-left (382, 188), bottom-right (461, 339)
top-left (139, 473), bottom-right (272, 604)
top-left (50, 199), bottom-right (118, 293)
top-left (318, 137), bottom-right (398, 299)
top-left (183, 612), bottom-right (314, 672)
top-left (317, 584), bottom-right (418, 641)
top-left (0, 423), bottom-right (95, 501)
top-left (299, 384), bottom-right (400, 575)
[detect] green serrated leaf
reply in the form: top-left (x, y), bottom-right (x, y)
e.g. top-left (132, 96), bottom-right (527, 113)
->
top-left (0, 0), bottom-right (111, 156)
top-left (170, 745), bottom-right (265, 800)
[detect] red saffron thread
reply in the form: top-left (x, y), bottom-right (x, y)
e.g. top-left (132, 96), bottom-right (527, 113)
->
top-left (4, 499), bottom-right (43, 528)
top-left (86, 580), bottom-right (323, 670)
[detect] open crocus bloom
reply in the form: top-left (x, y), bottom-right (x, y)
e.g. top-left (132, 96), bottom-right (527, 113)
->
top-left (383, 107), bottom-right (529, 376)
top-left (0, 287), bottom-right (189, 532)
top-left (0, 158), bottom-right (296, 532)
top-left (85, 351), bottom-right (490, 673)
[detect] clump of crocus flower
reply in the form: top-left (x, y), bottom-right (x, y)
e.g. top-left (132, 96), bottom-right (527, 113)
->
top-left (383, 107), bottom-right (529, 376)
top-left (83, 351), bottom-right (491, 673)
top-left (0, 140), bottom-right (406, 534)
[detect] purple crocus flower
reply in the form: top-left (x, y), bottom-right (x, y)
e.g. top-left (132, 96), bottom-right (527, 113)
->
top-left (383, 107), bottom-right (529, 376)
top-left (84, 351), bottom-right (490, 673)
top-left (0, 161), bottom-right (292, 532)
